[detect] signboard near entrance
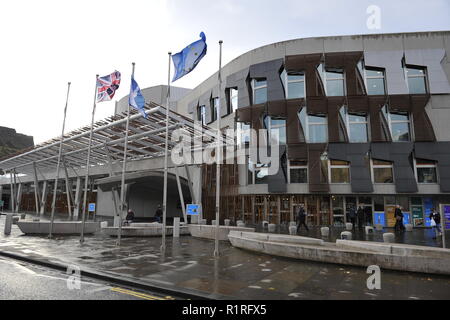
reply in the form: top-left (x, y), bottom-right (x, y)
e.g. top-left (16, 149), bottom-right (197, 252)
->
top-left (187, 204), bottom-right (201, 216)
top-left (386, 206), bottom-right (396, 227)
top-left (442, 204), bottom-right (450, 231)
top-left (412, 206), bottom-right (424, 227)
top-left (88, 203), bottom-right (96, 212)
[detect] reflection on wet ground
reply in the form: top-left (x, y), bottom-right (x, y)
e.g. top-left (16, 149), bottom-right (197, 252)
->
top-left (0, 213), bottom-right (449, 300)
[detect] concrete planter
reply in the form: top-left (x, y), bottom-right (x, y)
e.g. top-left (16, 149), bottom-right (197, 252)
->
top-left (345, 223), bottom-right (353, 231)
top-left (289, 226), bottom-right (297, 235)
top-left (405, 224), bottom-right (413, 232)
top-left (383, 233), bottom-right (395, 243)
top-left (224, 219), bottom-right (230, 226)
top-left (189, 224), bottom-right (255, 241)
top-left (365, 226), bottom-right (374, 234)
top-left (268, 224), bottom-right (276, 233)
top-left (341, 231), bottom-right (352, 240)
top-left (103, 225), bottom-right (190, 237)
top-left (228, 231), bottom-right (450, 275)
top-left (17, 221), bottom-right (100, 235)
top-left (320, 227), bottom-right (330, 237)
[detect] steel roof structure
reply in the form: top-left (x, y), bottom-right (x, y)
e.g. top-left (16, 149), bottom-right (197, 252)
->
top-left (0, 102), bottom-right (223, 175)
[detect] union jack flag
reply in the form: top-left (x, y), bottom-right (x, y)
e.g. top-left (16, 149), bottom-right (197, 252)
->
top-left (96, 71), bottom-right (121, 103)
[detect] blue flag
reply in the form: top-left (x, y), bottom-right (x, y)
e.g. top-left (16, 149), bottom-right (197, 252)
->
top-left (172, 32), bottom-right (207, 82)
top-left (129, 76), bottom-right (146, 118)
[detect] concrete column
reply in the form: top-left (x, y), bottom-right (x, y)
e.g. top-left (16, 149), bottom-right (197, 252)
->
top-left (40, 181), bottom-right (48, 215)
top-left (32, 162), bottom-right (41, 215)
top-left (174, 166), bottom-right (187, 224)
top-left (9, 172), bottom-right (15, 212)
top-left (15, 183), bottom-right (23, 213)
top-left (0, 186), bottom-right (3, 210)
top-left (63, 161), bottom-right (74, 217)
top-left (72, 177), bottom-right (82, 219)
top-left (173, 217), bottom-right (180, 237)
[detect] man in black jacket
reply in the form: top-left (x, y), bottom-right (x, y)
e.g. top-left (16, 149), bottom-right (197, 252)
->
top-left (394, 205), bottom-right (405, 232)
top-left (357, 206), bottom-right (365, 229)
top-left (430, 208), bottom-right (442, 239)
top-left (296, 204), bottom-right (309, 232)
top-left (155, 205), bottom-right (163, 223)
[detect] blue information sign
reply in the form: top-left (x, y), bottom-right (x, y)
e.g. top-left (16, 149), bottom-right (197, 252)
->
top-left (88, 203), bottom-right (96, 212)
top-left (187, 204), bottom-right (200, 215)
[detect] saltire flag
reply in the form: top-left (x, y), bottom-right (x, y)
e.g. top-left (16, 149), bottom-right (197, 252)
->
top-left (96, 71), bottom-right (121, 102)
top-left (172, 32), bottom-right (207, 82)
top-left (129, 76), bottom-right (146, 118)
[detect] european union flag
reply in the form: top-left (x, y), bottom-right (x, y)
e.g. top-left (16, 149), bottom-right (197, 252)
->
top-left (129, 76), bottom-right (146, 118)
top-left (172, 32), bottom-right (207, 82)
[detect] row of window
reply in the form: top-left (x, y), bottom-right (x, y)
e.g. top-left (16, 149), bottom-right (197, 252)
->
top-left (196, 60), bottom-right (428, 125)
top-left (250, 62), bottom-right (427, 104)
top-left (238, 105), bottom-right (412, 145)
top-left (247, 157), bottom-right (438, 185)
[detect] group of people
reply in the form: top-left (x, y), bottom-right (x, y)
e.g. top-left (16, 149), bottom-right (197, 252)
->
top-left (347, 205), bottom-right (373, 229)
top-left (123, 205), bottom-right (163, 226)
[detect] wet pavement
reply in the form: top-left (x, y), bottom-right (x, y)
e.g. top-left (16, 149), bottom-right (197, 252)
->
top-left (0, 213), bottom-right (449, 300)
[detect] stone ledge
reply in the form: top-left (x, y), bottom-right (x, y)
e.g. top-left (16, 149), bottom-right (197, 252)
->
top-left (188, 225), bottom-right (255, 241)
top-left (228, 232), bottom-right (450, 275)
top-left (17, 221), bottom-right (100, 235)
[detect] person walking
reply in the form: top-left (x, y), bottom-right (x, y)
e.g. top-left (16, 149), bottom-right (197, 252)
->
top-left (296, 204), bottom-right (309, 232)
top-left (155, 205), bottom-right (163, 223)
top-left (357, 206), bottom-right (365, 229)
top-left (365, 206), bottom-right (373, 226)
top-left (394, 205), bottom-right (405, 232)
top-left (430, 208), bottom-right (442, 239)
top-left (348, 205), bottom-right (356, 230)
top-left (124, 209), bottom-right (135, 226)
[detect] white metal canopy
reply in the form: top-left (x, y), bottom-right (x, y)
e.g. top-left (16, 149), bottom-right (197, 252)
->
top-left (0, 102), bottom-right (220, 175)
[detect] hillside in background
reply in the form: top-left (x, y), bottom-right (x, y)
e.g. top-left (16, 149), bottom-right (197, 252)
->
top-left (0, 126), bottom-right (34, 158)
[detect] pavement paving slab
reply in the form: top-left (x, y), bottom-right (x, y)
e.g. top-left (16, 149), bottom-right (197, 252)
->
top-left (0, 213), bottom-right (449, 300)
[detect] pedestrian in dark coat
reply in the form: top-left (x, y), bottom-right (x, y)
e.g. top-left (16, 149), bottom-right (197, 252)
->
top-left (296, 204), bottom-right (309, 232)
top-left (357, 206), bottom-right (365, 229)
top-left (394, 205), bottom-right (405, 232)
top-left (155, 205), bottom-right (163, 223)
top-left (348, 205), bottom-right (356, 230)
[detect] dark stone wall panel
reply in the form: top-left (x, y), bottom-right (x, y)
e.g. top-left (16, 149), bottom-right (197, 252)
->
top-left (371, 142), bottom-right (417, 193)
top-left (267, 145), bottom-right (287, 193)
top-left (286, 100), bottom-right (305, 145)
top-left (307, 143), bottom-right (329, 192)
top-left (249, 59), bottom-right (285, 102)
top-left (368, 96), bottom-right (389, 142)
top-left (327, 97), bottom-right (346, 143)
top-left (285, 53), bottom-right (325, 97)
top-left (410, 95), bottom-right (435, 142)
top-left (226, 68), bottom-right (250, 109)
top-left (415, 142), bottom-right (450, 192)
top-left (328, 143), bottom-right (373, 193)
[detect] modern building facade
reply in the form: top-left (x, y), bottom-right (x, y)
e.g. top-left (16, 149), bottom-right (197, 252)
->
top-left (1, 31), bottom-right (450, 229)
top-left (173, 31), bottom-right (450, 228)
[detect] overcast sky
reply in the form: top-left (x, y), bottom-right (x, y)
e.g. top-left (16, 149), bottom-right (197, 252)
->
top-left (0, 0), bottom-right (449, 144)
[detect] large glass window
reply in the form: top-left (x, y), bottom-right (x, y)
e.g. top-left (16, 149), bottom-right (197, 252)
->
top-left (339, 106), bottom-right (369, 143)
top-left (252, 79), bottom-right (267, 104)
top-left (229, 88), bottom-right (238, 113)
top-left (317, 64), bottom-right (345, 96)
top-left (289, 160), bottom-right (307, 183)
top-left (365, 68), bottom-right (386, 95)
top-left (210, 97), bottom-right (218, 123)
top-left (415, 159), bottom-right (438, 183)
top-left (382, 106), bottom-right (411, 142)
top-left (329, 160), bottom-right (350, 183)
top-left (331, 196), bottom-right (345, 226)
top-left (406, 66), bottom-right (427, 94)
top-left (281, 69), bottom-right (305, 99)
top-left (237, 122), bottom-right (250, 146)
top-left (197, 105), bottom-right (206, 125)
top-left (298, 108), bottom-right (328, 143)
top-left (264, 116), bottom-right (286, 145)
top-left (372, 159), bottom-right (394, 183)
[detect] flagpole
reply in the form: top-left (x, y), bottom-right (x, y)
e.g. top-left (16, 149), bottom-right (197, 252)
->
top-left (161, 52), bottom-right (172, 253)
top-left (80, 75), bottom-right (99, 244)
top-left (49, 82), bottom-right (71, 238)
top-left (214, 41), bottom-right (223, 257)
top-left (116, 63), bottom-right (134, 246)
